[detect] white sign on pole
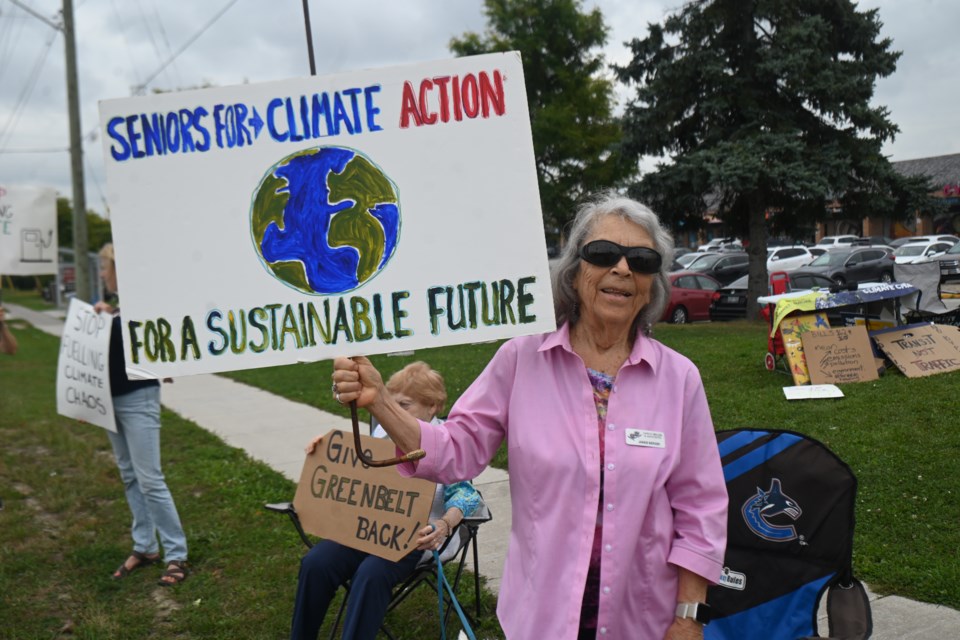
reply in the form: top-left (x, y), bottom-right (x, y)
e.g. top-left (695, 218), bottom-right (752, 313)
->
top-left (56, 298), bottom-right (117, 432)
top-left (98, 52), bottom-right (554, 379)
top-left (0, 185), bottom-right (58, 276)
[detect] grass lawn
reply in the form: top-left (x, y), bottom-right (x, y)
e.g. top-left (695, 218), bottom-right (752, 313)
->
top-left (227, 320), bottom-right (960, 609)
top-left (2, 304), bottom-right (958, 638)
top-left (0, 325), bottom-right (501, 639)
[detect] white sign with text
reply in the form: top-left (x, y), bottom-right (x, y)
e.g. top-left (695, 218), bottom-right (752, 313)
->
top-left (98, 52), bottom-right (553, 379)
top-left (0, 185), bottom-right (58, 276)
top-left (56, 298), bottom-right (117, 432)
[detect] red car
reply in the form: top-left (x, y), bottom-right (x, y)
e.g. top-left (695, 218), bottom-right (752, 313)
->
top-left (661, 271), bottom-right (721, 324)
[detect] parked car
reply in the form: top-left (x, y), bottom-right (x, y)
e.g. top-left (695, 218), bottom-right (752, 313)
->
top-left (675, 251), bottom-right (718, 270)
top-left (709, 271), bottom-right (836, 321)
top-left (890, 234), bottom-right (960, 249)
top-left (766, 246), bottom-right (814, 271)
top-left (891, 240), bottom-right (953, 264)
top-left (808, 247), bottom-right (828, 259)
top-left (674, 246), bottom-right (694, 258)
top-left (661, 271), bottom-right (721, 324)
top-left (697, 237), bottom-right (741, 252)
top-left (854, 235), bottom-right (894, 247)
top-left (815, 235), bottom-right (859, 248)
top-left (802, 246), bottom-right (895, 285)
top-left (920, 241), bottom-right (960, 281)
top-left (687, 251), bottom-right (750, 286)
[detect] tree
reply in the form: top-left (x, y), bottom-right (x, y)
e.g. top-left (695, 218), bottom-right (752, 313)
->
top-left (58, 197), bottom-right (112, 252)
top-left (450, 0), bottom-right (631, 238)
top-left (617, 0), bottom-right (930, 318)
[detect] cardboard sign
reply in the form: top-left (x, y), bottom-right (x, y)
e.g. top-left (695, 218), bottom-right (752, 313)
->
top-left (97, 52), bottom-right (554, 380)
top-left (55, 299), bottom-right (117, 432)
top-left (871, 324), bottom-right (960, 378)
top-left (801, 326), bottom-right (879, 385)
top-left (0, 185), bottom-right (58, 276)
top-left (779, 312), bottom-right (830, 385)
top-left (293, 430), bottom-right (436, 561)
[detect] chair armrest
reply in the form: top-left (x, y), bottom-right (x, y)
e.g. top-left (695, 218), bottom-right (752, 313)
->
top-left (263, 501), bottom-right (314, 549)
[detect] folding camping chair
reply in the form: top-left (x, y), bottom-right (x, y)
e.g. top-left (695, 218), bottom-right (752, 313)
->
top-left (894, 262), bottom-right (960, 325)
top-left (266, 489), bottom-right (492, 640)
top-left (705, 429), bottom-right (872, 640)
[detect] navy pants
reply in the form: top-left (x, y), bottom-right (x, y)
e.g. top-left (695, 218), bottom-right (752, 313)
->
top-left (290, 539), bottom-right (422, 640)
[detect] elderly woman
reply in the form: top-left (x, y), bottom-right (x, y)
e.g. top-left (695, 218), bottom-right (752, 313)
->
top-left (95, 243), bottom-right (189, 586)
top-left (332, 194), bottom-right (727, 640)
top-left (292, 361), bottom-right (481, 640)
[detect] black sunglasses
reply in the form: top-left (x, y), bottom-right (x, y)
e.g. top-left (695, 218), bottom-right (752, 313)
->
top-left (579, 240), bottom-right (663, 274)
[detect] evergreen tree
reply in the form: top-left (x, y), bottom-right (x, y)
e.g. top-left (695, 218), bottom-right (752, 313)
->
top-left (451, 0), bottom-right (630, 238)
top-left (617, 0), bottom-right (930, 317)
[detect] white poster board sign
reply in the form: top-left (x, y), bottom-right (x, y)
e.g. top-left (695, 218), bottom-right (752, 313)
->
top-left (56, 298), bottom-right (117, 432)
top-left (0, 185), bottom-right (58, 276)
top-left (98, 52), bottom-right (553, 379)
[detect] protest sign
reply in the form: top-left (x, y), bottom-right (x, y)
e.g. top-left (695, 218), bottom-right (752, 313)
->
top-left (801, 326), bottom-right (879, 384)
top-left (293, 430), bottom-right (436, 561)
top-left (0, 185), bottom-right (57, 276)
top-left (98, 52), bottom-right (553, 379)
top-left (55, 298), bottom-right (117, 432)
top-left (871, 323), bottom-right (960, 378)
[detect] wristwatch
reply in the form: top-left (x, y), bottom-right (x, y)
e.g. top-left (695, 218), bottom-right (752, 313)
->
top-left (675, 601), bottom-right (712, 625)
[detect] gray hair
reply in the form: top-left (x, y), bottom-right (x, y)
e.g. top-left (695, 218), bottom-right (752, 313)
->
top-left (551, 192), bottom-right (675, 338)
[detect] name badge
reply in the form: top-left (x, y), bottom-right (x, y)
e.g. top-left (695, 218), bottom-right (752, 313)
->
top-left (625, 429), bottom-right (665, 448)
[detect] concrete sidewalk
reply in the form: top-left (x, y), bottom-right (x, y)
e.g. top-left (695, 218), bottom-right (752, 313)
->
top-left (7, 301), bottom-right (957, 638)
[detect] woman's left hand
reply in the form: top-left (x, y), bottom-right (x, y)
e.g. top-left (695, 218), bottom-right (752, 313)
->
top-left (664, 618), bottom-right (703, 640)
top-left (414, 520), bottom-right (449, 551)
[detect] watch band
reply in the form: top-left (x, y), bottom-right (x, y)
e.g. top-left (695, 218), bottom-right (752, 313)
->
top-left (675, 601), bottom-right (711, 625)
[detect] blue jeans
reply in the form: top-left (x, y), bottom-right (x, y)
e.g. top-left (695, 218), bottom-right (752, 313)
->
top-left (108, 385), bottom-right (187, 562)
top-left (290, 539), bottom-right (421, 640)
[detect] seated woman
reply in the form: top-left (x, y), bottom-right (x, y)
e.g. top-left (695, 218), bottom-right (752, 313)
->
top-left (291, 361), bottom-right (482, 640)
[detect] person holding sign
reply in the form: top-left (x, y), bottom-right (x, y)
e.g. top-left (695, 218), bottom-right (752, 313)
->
top-left (291, 362), bottom-right (481, 640)
top-left (0, 307), bottom-right (17, 355)
top-left (332, 194), bottom-right (728, 640)
top-left (95, 244), bottom-right (189, 586)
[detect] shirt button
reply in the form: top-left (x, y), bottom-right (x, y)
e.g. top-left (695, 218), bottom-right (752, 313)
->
top-left (607, 463), bottom-right (615, 471)
top-left (607, 423), bottom-right (615, 431)
top-left (606, 503), bottom-right (614, 512)
top-left (600, 628), bottom-right (608, 635)
top-left (603, 586), bottom-right (611, 594)
top-left (604, 544), bottom-right (612, 552)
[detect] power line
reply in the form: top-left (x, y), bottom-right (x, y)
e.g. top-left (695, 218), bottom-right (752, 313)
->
top-left (132, 0), bottom-right (242, 95)
top-left (0, 27), bottom-right (57, 152)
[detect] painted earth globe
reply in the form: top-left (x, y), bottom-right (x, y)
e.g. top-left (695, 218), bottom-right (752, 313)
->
top-left (251, 146), bottom-right (401, 295)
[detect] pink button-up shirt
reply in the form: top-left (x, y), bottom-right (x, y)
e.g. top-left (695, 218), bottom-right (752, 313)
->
top-left (400, 323), bottom-right (728, 639)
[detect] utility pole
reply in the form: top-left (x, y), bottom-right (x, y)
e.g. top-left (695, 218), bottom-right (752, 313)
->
top-left (62, 0), bottom-right (90, 301)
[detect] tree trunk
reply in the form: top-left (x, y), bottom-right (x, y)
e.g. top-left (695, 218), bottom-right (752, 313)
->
top-left (745, 193), bottom-right (769, 321)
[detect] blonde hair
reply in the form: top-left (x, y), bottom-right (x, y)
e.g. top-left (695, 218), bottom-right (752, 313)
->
top-left (99, 243), bottom-right (115, 262)
top-left (385, 361), bottom-right (447, 415)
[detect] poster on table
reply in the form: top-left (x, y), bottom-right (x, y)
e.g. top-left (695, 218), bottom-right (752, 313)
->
top-left (293, 430), bottom-right (436, 561)
top-left (0, 185), bottom-right (58, 276)
top-left (98, 52), bottom-right (554, 380)
top-left (55, 298), bottom-right (117, 432)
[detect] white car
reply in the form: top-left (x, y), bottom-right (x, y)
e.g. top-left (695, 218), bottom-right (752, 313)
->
top-left (766, 246), bottom-right (814, 271)
top-left (816, 235), bottom-right (859, 248)
top-left (697, 237), bottom-right (741, 252)
top-left (892, 240), bottom-right (953, 264)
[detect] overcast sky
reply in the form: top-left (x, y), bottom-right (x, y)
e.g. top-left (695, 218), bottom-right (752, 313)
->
top-left (1, 0), bottom-right (957, 217)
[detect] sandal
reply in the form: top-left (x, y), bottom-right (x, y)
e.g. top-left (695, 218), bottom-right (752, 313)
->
top-left (112, 550), bottom-right (161, 580)
top-left (157, 560), bottom-right (188, 587)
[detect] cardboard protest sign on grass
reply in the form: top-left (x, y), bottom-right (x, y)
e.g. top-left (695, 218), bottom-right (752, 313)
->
top-left (98, 52), bottom-right (553, 380)
top-left (871, 323), bottom-right (960, 378)
top-left (293, 430), bottom-right (436, 561)
top-left (0, 185), bottom-right (57, 276)
top-left (55, 299), bottom-right (117, 432)
top-left (801, 326), bottom-right (879, 385)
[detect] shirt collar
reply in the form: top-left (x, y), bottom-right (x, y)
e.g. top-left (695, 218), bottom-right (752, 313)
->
top-left (539, 322), bottom-right (658, 373)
